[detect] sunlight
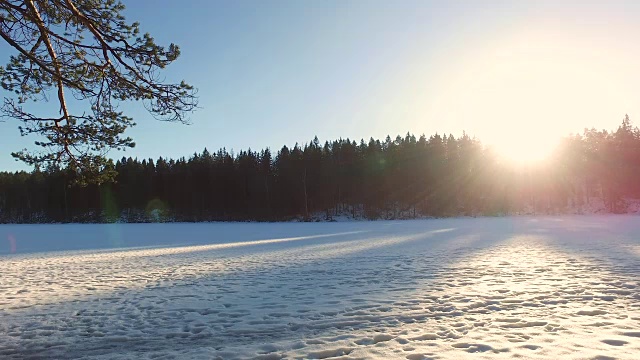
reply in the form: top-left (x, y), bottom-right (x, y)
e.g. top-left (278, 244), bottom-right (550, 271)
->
top-left (429, 25), bottom-right (634, 166)
top-left (490, 133), bottom-right (560, 165)
top-left (468, 34), bottom-right (586, 165)
top-left (1, 230), bottom-right (371, 308)
top-left (2, 227), bottom-right (455, 309)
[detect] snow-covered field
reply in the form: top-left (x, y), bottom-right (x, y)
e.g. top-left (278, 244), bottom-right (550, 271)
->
top-left (1, 217), bottom-right (639, 359)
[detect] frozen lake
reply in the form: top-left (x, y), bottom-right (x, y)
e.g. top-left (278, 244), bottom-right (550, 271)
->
top-left (1, 217), bottom-right (640, 359)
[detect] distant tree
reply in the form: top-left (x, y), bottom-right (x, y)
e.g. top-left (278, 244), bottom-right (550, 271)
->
top-left (3, 123), bottom-right (640, 223)
top-left (0, 0), bottom-right (197, 183)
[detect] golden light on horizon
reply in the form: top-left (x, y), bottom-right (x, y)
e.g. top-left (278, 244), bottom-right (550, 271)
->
top-left (490, 133), bottom-right (560, 165)
top-left (423, 21), bottom-right (640, 166)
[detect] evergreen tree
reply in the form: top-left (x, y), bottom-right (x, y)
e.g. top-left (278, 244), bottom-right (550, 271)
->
top-left (2, 118), bottom-right (640, 223)
top-left (0, 0), bottom-right (197, 182)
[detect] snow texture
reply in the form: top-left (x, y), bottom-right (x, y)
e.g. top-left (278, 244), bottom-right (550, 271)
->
top-left (1, 216), bottom-right (640, 359)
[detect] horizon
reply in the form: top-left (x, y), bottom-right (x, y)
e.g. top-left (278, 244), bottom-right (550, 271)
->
top-left (0, 121), bottom-right (634, 172)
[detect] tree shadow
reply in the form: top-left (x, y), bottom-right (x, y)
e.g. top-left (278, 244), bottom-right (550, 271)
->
top-left (8, 216), bottom-right (634, 358)
top-left (0, 218), bottom-right (527, 358)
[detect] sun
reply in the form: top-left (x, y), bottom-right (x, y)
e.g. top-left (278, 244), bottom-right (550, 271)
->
top-left (488, 133), bottom-right (560, 166)
top-left (425, 26), bottom-right (632, 168)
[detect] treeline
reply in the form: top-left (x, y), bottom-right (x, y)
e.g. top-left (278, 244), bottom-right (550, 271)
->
top-left (1, 116), bottom-right (640, 223)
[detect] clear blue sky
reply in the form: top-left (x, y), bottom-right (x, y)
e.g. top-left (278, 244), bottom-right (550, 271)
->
top-left (2, 0), bottom-right (640, 170)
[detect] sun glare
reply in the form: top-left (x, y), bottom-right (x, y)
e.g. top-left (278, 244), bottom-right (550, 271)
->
top-left (426, 24), bottom-right (636, 167)
top-left (490, 134), bottom-right (560, 165)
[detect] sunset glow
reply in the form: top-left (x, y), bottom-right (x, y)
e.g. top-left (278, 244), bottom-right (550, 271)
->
top-left (423, 17), bottom-right (638, 165)
top-left (491, 134), bottom-right (560, 165)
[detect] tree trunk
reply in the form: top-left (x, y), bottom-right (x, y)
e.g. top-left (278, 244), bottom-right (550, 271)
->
top-left (302, 168), bottom-right (309, 220)
top-left (63, 179), bottom-right (69, 221)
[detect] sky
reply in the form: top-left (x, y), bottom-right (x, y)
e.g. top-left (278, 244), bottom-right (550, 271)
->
top-left (1, 0), bottom-right (640, 170)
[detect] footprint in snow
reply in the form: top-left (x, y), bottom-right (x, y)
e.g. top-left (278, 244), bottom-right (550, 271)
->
top-left (601, 339), bottom-right (628, 346)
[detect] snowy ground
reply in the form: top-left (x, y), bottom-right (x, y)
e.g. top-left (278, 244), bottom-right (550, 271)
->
top-left (1, 217), bottom-right (640, 359)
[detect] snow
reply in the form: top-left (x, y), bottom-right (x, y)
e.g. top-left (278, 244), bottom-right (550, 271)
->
top-left (1, 216), bottom-right (639, 359)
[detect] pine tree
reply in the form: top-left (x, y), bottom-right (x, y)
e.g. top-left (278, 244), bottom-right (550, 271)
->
top-left (0, 0), bottom-right (197, 183)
